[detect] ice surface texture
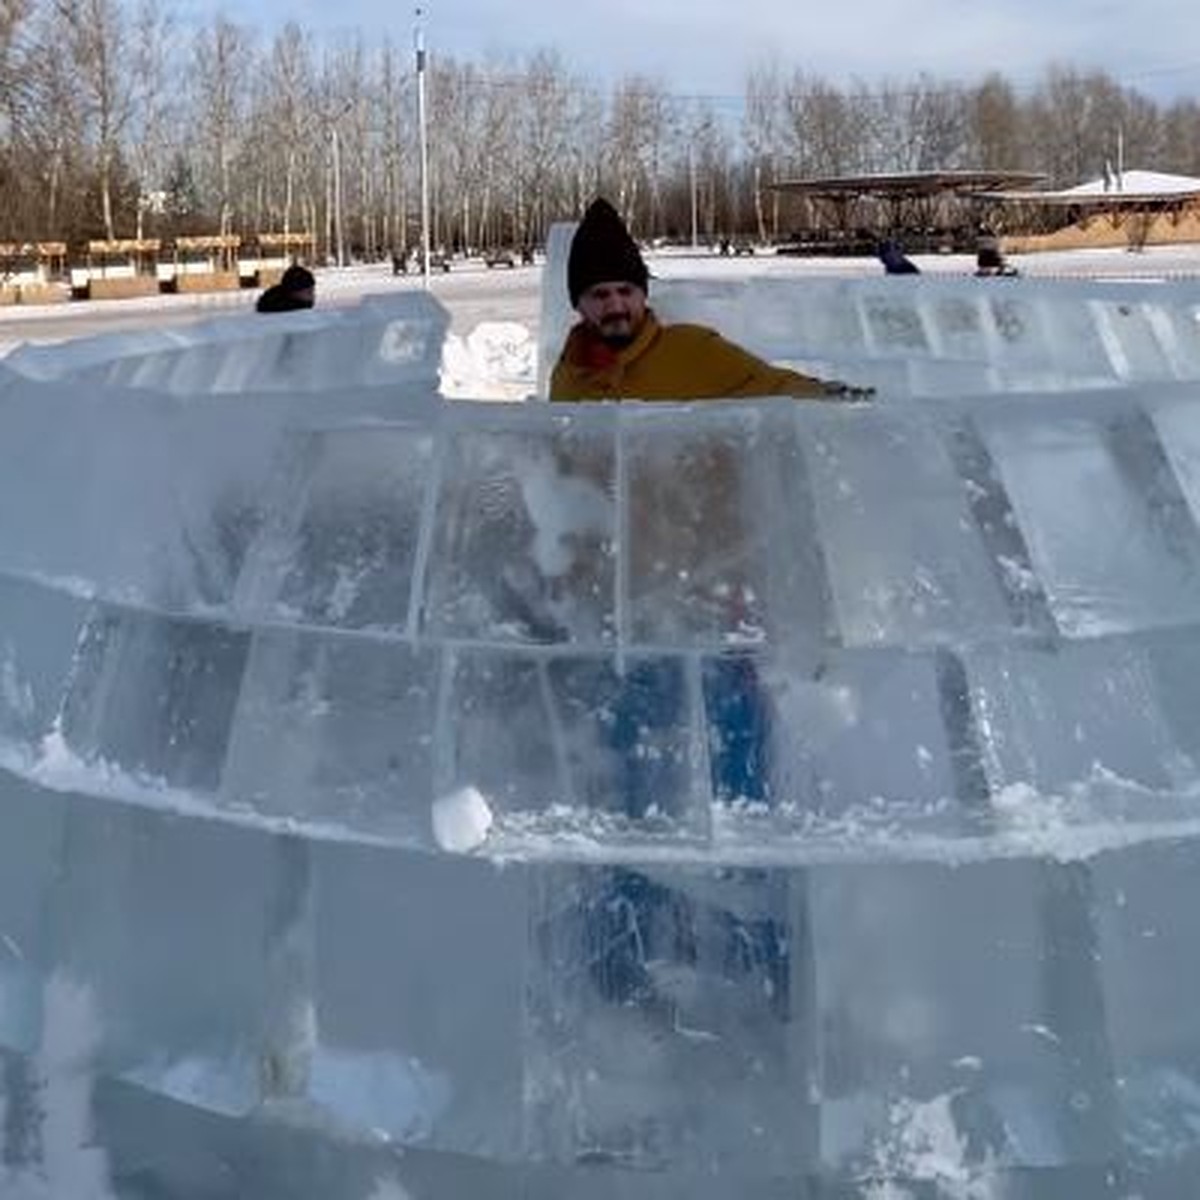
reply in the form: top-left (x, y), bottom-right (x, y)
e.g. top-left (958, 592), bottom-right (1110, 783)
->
top-left (4, 290), bottom-right (1200, 1195)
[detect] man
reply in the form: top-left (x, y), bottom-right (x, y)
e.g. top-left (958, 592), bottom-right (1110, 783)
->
top-left (256, 263), bottom-right (316, 313)
top-left (550, 196), bottom-right (868, 402)
top-left (550, 196), bottom-right (842, 821)
top-left (549, 200), bottom-right (812, 1018)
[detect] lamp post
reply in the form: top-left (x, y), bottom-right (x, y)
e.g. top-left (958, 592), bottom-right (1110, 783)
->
top-left (689, 144), bottom-right (698, 249)
top-left (415, 7), bottom-right (431, 285)
top-left (331, 125), bottom-right (345, 268)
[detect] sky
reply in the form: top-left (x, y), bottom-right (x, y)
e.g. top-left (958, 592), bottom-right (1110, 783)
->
top-left (178, 0), bottom-right (1200, 107)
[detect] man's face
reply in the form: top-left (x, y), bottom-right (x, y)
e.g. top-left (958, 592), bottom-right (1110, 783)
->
top-left (577, 281), bottom-right (647, 347)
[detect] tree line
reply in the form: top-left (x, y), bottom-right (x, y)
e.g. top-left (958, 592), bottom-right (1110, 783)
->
top-left (3, 0), bottom-right (1200, 260)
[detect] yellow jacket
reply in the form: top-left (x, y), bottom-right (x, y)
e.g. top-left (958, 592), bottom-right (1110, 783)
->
top-left (549, 310), bottom-right (830, 401)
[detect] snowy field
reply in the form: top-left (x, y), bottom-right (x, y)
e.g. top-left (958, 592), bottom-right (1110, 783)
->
top-left (5, 241), bottom-right (1200, 399)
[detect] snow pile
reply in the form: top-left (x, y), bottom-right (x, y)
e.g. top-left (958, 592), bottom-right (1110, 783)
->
top-left (440, 320), bottom-right (536, 400)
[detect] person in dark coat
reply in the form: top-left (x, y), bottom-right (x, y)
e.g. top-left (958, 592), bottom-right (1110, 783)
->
top-left (878, 239), bottom-right (920, 275)
top-left (975, 227), bottom-right (1017, 275)
top-left (256, 263), bottom-right (316, 312)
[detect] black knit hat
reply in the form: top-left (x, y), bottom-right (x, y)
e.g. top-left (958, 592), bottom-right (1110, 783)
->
top-left (280, 263), bottom-right (315, 293)
top-left (567, 198), bottom-right (649, 306)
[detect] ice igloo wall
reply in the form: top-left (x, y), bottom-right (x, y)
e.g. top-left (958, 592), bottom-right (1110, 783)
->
top-left (4, 279), bottom-right (1200, 1197)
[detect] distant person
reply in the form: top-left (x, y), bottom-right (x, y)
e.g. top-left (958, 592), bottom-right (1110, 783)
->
top-left (878, 238), bottom-right (920, 275)
top-left (256, 263), bottom-right (316, 313)
top-left (550, 197), bottom-right (870, 401)
top-left (975, 228), bottom-right (1016, 276)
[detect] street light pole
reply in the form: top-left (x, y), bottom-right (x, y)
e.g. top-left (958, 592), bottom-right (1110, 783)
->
top-left (331, 125), bottom-right (345, 268)
top-left (415, 7), bottom-right (431, 285)
top-left (689, 144), bottom-right (698, 249)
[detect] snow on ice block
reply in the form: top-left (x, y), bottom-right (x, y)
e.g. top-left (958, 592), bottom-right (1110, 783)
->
top-left (5, 345), bottom-right (1200, 1193)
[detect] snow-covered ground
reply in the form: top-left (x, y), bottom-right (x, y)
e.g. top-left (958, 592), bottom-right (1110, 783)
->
top-left (5, 241), bottom-right (1200, 399)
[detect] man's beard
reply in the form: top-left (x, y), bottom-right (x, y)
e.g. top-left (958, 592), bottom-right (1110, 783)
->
top-left (596, 316), bottom-right (635, 348)
top-left (599, 329), bottom-right (635, 348)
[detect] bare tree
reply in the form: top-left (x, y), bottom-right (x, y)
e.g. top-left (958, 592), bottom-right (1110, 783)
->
top-left (318, 38), bottom-right (374, 262)
top-left (55, 0), bottom-right (135, 239)
top-left (0, 0), bottom-right (31, 131)
top-left (261, 22), bottom-right (318, 237)
top-left (784, 73), bottom-right (858, 177)
top-left (516, 50), bottom-right (576, 246)
top-left (190, 15), bottom-right (252, 235)
top-left (377, 39), bottom-right (414, 254)
top-left (1160, 99), bottom-right (1200, 176)
top-left (3, 8), bottom-right (1195, 259)
top-left (742, 60), bottom-right (787, 242)
top-left (0, 0), bottom-right (34, 236)
top-left (564, 80), bottom-right (605, 217)
top-left (691, 103), bottom-right (733, 239)
top-left (875, 74), bottom-right (968, 171)
top-left (128, 0), bottom-right (174, 239)
top-left (965, 73), bottom-right (1025, 170)
top-left (1118, 87), bottom-right (1165, 173)
top-left (428, 56), bottom-right (487, 251)
top-left (21, 8), bottom-right (90, 236)
top-left (469, 56), bottom-right (521, 249)
top-left (1025, 64), bottom-right (1126, 185)
top-left (605, 74), bottom-right (674, 235)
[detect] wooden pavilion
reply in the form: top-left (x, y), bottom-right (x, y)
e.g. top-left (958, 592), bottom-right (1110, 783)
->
top-left (770, 170), bottom-right (1046, 254)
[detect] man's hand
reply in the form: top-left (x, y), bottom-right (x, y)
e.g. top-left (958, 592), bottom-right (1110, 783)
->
top-left (821, 379), bottom-right (875, 399)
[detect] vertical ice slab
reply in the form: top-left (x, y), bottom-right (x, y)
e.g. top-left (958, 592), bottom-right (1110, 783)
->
top-left (977, 399), bottom-right (1200, 638)
top-left (965, 635), bottom-right (1191, 798)
top-left (1092, 840), bottom-right (1200, 1178)
top-left (811, 858), bottom-right (1118, 1177)
top-left (623, 405), bottom-right (829, 653)
top-left (439, 648), bottom-right (567, 816)
top-left (311, 845), bottom-right (528, 1153)
top-left (801, 404), bottom-right (1016, 648)
top-left (527, 862), bottom-right (812, 1178)
top-left (422, 413), bottom-right (617, 645)
top-left (536, 220), bottom-right (578, 400)
top-left (220, 628), bottom-right (439, 842)
top-left (0, 775), bottom-right (66, 1055)
top-left (0, 574), bottom-right (93, 754)
top-left (59, 606), bottom-right (250, 792)
top-left (758, 646), bottom-right (989, 826)
top-left (43, 797), bottom-right (295, 1116)
top-left (234, 425), bottom-right (435, 631)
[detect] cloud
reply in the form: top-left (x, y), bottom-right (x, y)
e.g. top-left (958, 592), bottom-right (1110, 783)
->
top-left (193, 0), bottom-right (1200, 102)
